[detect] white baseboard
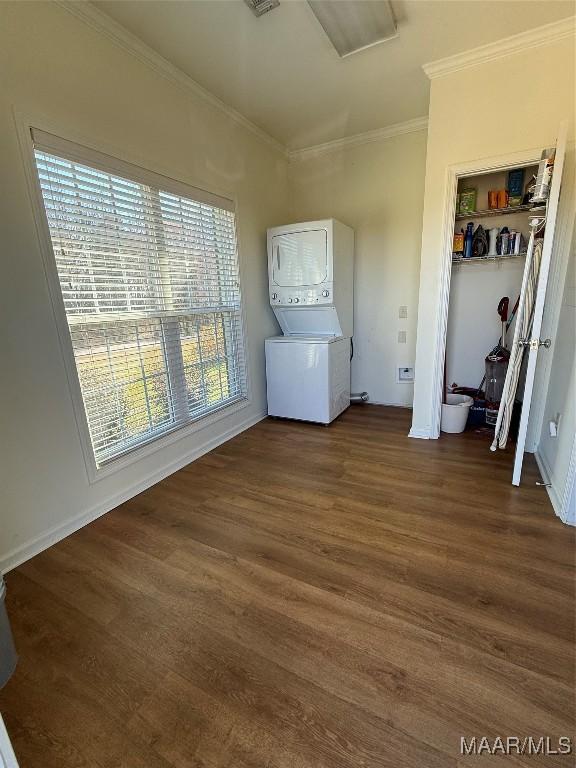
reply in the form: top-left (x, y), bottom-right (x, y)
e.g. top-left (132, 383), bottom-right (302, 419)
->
top-left (534, 449), bottom-right (563, 520)
top-left (408, 427), bottom-right (432, 439)
top-left (1, 410), bottom-right (266, 574)
top-left (368, 400), bottom-right (413, 409)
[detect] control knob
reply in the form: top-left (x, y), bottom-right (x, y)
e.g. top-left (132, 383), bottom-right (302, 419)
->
top-left (321, 290), bottom-right (330, 297)
top-left (288, 298), bottom-right (293, 303)
top-left (271, 293), bottom-right (277, 300)
top-left (294, 297), bottom-right (299, 303)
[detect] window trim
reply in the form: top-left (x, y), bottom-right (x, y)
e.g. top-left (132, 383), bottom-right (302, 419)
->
top-left (18, 115), bottom-right (252, 483)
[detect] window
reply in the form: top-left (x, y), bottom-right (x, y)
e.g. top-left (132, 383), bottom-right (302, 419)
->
top-left (32, 130), bottom-right (247, 468)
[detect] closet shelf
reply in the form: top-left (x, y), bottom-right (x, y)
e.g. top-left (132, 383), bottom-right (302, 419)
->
top-left (455, 204), bottom-right (532, 221)
top-left (452, 252), bottom-right (527, 265)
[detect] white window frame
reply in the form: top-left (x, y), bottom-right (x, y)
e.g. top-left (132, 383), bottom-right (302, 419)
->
top-left (18, 117), bottom-right (252, 483)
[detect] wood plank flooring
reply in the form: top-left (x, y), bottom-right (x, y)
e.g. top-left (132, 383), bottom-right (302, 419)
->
top-left (1, 406), bottom-right (574, 767)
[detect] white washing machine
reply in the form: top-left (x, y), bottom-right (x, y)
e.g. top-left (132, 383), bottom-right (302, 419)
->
top-left (265, 335), bottom-right (350, 424)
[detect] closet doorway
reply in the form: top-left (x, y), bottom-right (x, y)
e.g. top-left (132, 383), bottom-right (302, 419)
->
top-left (432, 125), bottom-right (568, 486)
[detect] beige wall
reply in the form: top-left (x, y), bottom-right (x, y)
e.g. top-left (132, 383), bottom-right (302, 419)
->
top-left (411, 35), bottom-right (575, 438)
top-left (289, 129), bottom-right (428, 405)
top-left (0, 1), bottom-right (290, 569)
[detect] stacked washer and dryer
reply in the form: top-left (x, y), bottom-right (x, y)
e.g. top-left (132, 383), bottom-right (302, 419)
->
top-left (265, 219), bottom-right (354, 425)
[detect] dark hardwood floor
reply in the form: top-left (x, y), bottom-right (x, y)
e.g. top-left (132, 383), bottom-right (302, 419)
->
top-left (1, 406), bottom-right (574, 767)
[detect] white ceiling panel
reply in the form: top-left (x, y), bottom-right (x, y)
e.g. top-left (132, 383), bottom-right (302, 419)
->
top-left (308, 1), bottom-right (397, 57)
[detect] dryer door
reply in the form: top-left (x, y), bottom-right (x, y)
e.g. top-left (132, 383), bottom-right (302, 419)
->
top-left (271, 229), bottom-right (328, 287)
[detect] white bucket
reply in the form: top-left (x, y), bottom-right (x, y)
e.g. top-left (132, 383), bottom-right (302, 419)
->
top-left (441, 393), bottom-right (473, 434)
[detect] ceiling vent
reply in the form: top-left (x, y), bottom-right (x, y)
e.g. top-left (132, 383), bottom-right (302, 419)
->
top-left (244, 0), bottom-right (280, 17)
top-left (308, 0), bottom-right (398, 58)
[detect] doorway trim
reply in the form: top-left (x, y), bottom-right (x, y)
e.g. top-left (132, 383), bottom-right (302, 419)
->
top-left (427, 146), bottom-right (545, 440)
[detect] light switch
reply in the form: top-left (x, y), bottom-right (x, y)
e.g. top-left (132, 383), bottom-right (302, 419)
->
top-left (397, 366), bottom-right (414, 383)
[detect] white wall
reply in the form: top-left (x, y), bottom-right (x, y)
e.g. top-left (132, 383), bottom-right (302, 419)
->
top-left (0, 1), bottom-right (290, 570)
top-left (411, 35), bottom-right (575, 437)
top-left (446, 260), bottom-right (524, 389)
top-left (289, 129), bottom-right (428, 405)
top-left (537, 233), bottom-right (575, 522)
top-left (565, 454), bottom-right (576, 526)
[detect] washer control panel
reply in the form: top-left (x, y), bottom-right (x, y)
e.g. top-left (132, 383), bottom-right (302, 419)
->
top-left (270, 285), bottom-right (332, 306)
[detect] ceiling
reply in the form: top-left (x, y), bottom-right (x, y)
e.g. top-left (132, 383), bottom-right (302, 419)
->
top-left (93, 0), bottom-right (575, 150)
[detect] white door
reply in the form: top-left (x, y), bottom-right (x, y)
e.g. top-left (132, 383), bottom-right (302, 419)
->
top-left (512, 123), bottom-right (568, 486)
top-left (0, 715), bottom-right (19, 768)
top-left (271, 229), bottom-right (328, 287)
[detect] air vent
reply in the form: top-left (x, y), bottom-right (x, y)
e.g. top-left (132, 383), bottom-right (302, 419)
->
top-left (244, 0), bottom-right (280, 17)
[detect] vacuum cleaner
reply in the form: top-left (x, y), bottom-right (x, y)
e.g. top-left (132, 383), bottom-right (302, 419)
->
top-left (484, 297), bottom-right (511, 426)
top-left (453, 296), bottom-right (519, 429)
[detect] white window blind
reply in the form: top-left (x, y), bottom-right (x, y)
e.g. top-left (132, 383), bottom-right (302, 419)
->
top-left (32, 131), bottom-right (247, 467)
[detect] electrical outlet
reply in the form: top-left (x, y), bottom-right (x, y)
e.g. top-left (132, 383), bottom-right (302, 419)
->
top-left (398, 305), bottom-right (408, 319)
top-left (398, 330), bottom-right (407, 344)
top-left (397, 366), bottom-right (414, 383)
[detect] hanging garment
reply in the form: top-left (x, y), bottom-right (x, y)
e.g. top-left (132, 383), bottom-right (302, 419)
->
top-left (490, 234), bottom-right (543, 451)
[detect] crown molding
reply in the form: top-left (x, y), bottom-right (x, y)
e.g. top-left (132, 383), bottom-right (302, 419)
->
top-left (55, 0), bottom-right (286, 154)
top-left (423, 16), bottom-right (575, 79)
top-left (288, 116), bottom-right (428, 162)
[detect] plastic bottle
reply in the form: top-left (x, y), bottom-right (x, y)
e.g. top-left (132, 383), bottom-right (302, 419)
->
top-left (463, 222), bottom-right (474, 259)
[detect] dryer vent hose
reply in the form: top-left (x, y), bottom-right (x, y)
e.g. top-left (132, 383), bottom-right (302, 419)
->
top-left (350, 392), bottom-right (369, 404)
